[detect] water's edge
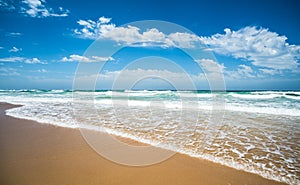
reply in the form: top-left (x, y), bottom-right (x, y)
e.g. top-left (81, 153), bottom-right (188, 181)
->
top-left (2, 103), bottom-right (287, 185)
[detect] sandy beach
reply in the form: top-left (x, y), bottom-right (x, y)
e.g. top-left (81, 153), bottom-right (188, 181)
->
top-left (0, 103), bottom-right (287, 185)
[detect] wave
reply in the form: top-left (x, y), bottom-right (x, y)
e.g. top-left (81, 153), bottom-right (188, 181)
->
top-left (1, 90), bottom-right (300, 116)
top-left (227, 91), bottom-right (300, 100)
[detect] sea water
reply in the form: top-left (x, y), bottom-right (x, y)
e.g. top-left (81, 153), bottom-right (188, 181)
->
top-left (0, 90), bottom-right (299, 184)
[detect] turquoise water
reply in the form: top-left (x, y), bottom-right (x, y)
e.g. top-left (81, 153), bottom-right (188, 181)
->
top-left (0, 90), bottom-right (299, 184)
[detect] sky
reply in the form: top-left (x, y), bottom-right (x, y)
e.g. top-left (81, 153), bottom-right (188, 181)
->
top-left (0, 0), bottom-right (299, 90)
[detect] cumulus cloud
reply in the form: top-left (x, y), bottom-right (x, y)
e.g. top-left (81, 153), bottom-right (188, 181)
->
top-left (25, 57), bottom-right (43, 64)
top-left (73, 17), bottom-right (299, 77)
top-left (9, 46), bottom-right (22, 53)
top-left (74, 17), bottom-right (200, 48)
top-left (0, 57), bottom-right (45, 64)
top-left (21, 0), bottom-right (69, 18)
top-left (200, 26), bottom-right (300, 71)
top-left (61, 54), bottom-right (114, 62)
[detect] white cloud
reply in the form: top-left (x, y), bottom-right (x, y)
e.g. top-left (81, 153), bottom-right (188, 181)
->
top-left (168, 32), bottom-right (200, 48)
top-left (61, 54), bottom-right (114, 62)
top-left (236, 65), bottom-right (255, 78)
top-left (195, 59), bottom-right (258, 79)
top-left (259, 68), bottom-right (277, 75)
top-left (200, 26), bottom-right (300, 71)
top-left (195, 59), bottom-right (225, 73)
top-left (21, 0), bottom-right (69, 18)
top-left (194, 59), bottom-right (226, 88)
top-left (0, 57), bottom-right (24, 62)
top-left (74, 17), bottom-right (200, 48)
top-left (73, 17), bottom-right (299, 77)
top-left (92, 56), bottom-right (114, 62)
top-left (0, 46), bottom-right (3, 49)
top-left (0, 0), bottom-right (16, 11)
top-left (75, 68), bottom-right (206, 90)
top-left (103, 69), bottom-right (192, 80)
top-left (0, 67), bottom-right (20, 76)
top-left (195, 60), bottom-right (261, 80)
top-left (25, 57), bottom-right (43, 64)
top-left (8, 32), bottom-right (22, 36)
top-left (9, 46), bottom-right (22, 53)
top-left (37, 69), bottom-right (47, 73)
top-left (99, 16), bottom-right (111, 24)
top-left (0, 57), bottom-right (45, 64)
top-left (225, 65), bottom-right (256, 79)
top-left (77, 20), bottom-right (96, 29)
top-left (73, 18), bottom-right (300, 72)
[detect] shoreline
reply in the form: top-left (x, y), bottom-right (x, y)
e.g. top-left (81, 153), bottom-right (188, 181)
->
top-left (0, 102), bottom-right (287, 185)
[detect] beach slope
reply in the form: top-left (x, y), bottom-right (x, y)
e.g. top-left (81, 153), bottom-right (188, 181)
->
top-left (0, 103), bottom-right (286, 185)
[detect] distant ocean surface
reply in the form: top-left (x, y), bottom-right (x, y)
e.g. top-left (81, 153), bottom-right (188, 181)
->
top-left (0, 90), bottom-right (299, 184)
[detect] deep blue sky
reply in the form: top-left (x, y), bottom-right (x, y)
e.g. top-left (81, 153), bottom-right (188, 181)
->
top-left (0, 0), bottom-right (299, 90)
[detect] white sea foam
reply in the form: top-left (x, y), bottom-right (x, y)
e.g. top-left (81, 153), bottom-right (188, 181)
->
top-left (229, 93), bottom-right (281, 99)
top-left (225, 104), bottom-right (300, 117)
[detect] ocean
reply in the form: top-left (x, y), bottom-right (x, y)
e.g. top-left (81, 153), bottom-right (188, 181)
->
top-left (0, 90), bottom-right (299, 184)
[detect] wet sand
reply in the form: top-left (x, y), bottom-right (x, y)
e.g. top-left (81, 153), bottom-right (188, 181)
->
top-left (0, 103), bottom-right (287, 185)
